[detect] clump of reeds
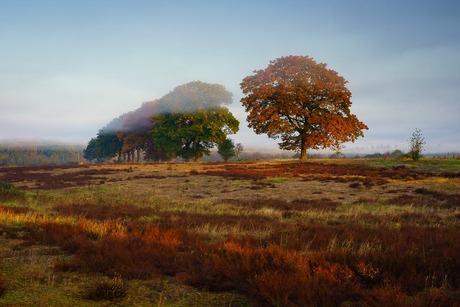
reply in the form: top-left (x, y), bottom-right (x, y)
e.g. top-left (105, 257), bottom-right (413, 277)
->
top-left (86, 276), bottom-right (127, 301)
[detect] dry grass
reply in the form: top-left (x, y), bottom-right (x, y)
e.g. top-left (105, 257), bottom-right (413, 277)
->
top-left (1, 159), bottom-right (459, 306)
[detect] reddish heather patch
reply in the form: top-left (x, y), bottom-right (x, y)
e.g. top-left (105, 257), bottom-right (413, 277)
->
top-left (202, 162), bottom-right (431, 184)
top-left (189, 240), bottom-right (358, 305)
top-left (0, 165), bottom-right (124, 189)
top-left (389, 188), bottom-right (460, 209)
top-left (21, 209), bottom-right (460, 306)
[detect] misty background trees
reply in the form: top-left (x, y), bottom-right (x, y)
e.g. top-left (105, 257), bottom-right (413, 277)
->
top-left (84, 81), bottom-right (239, 163)
top-left (0, 143), bottom-right (84, 166)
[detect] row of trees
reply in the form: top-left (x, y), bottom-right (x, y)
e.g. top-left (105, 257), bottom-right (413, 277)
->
top-left (84, 82), bottom-right (240, 162)
top-left (84, 55), bottom-right (369, 162)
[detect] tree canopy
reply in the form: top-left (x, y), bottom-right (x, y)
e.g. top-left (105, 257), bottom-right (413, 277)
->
top-left (159, 81), bottom-right (233, 112)
top-left (150, 82), bottom-right (239, 162)
top-left (240, 55), bottom-right (368, 160)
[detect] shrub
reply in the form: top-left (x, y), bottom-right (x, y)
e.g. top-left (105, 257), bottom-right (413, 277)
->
top-left (217, 138), bottom-right (236, 162)
top-left (408, 128), bottom-right (425, 161)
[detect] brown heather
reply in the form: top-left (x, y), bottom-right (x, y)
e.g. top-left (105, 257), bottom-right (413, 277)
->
top-left (0, 159), bottom-right (459, 306)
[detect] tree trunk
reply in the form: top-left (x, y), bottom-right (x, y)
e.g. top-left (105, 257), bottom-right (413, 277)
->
top-left (299, 138), bottom-right (308, 160)
top-left (299, 149), bottom-right (308, 160)
top-left (136, 148), bottom-right (141, 162)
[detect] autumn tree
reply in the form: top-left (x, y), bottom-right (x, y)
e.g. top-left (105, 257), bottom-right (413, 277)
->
top-left (240, 55), bottom-right (368, 160)
top-left (218, 138), bottom-right (236, 162)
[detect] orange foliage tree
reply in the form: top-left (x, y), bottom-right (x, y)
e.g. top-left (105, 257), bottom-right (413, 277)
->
top-left (240, 55), bottom-right (368, 160)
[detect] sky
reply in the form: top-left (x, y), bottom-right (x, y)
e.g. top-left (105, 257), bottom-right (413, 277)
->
top-left (1, 0), bottom-right (459, 154)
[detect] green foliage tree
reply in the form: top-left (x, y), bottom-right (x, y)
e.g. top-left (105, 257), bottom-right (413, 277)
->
top-left (240, 55), bottom-right (368, 160)
top-left (151, 108), bottom-right (239, 162)
top-left (96, 132), bottom-right (123, 162)
top-left (218, 138), bottom-right (236, 162)
top-left (83, 138), bottom-right (98, 162)
top-left (84, 115), bottom-right (124, 162)
top-left (149, 82), bottom-right (239, 162)
top-left (408, 128), bottom-right (425, 161)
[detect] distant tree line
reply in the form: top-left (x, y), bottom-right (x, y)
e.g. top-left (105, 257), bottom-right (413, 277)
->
top-left (0, 144), bottom-right (84, 166)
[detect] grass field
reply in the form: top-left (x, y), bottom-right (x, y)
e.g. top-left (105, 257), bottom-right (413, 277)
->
top-left (0, 159), bottom-right (459, 306)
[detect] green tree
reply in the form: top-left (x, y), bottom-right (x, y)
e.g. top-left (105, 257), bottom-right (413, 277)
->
top-left (149, 82), bottom-right (239, 162)
top-left (218, 138), bottom-right (236, 162)
top-left (240, 55), bottom-right (368, 160)
top-left (83, 138), bottom-right (98, 162)
top-left (150, 108), bottom-right (239, 162)
top-left (84, 115), bottom-right (124, 162)
top-left (408, 128), bottom-right (425, 161)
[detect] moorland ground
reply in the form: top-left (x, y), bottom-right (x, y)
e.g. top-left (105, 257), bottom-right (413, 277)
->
top-left (0, 159), bottom-right (459, 306)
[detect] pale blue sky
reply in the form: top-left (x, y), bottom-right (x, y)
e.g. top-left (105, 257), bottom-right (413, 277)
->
top-left (1, 0), bottom-right (459, 153)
